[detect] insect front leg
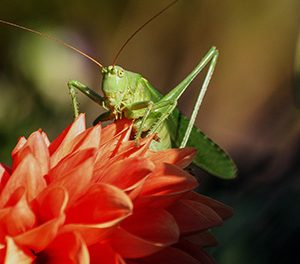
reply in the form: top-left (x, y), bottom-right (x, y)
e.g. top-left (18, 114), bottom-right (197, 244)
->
top-left (67, 80), bottom-right (105, 118)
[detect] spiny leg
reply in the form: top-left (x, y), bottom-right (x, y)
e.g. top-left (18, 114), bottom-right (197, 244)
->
top-left (67, 80), bottom-right (105, 118)
top-left (124, 100), bottom-right (174, 142)
top-left (134, 102), bottom-right (153, 143)
top-left (124, 101), bottom-right (154, 143)
top-left (149, 100), bottom-right (177, 134)
top-left (179, 48), bottom-right (218, 148)
top-left (68, 81), bottom-right (80, 118)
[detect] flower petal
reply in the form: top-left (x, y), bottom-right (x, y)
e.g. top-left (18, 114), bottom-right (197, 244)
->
top-left (0, 188), bottom-right (25, 242)
top-left (175, 241), bottom-right (216, 264)
top-left (36, 186), bottom-right (68, 223)
top-left (141, 164), bottom-right (198, 196)
top-left (1, 192), bottom-right (36, 237)
top-left (50, 114), bottom-right (86, 167)
top-left (179, 231), bottom-right (218, 248)
top-left (100, 119), bottom-right (132, 146)
top-left (26, 131), bottom-right (50, 175)
top-left (147, 148), bottom-right (196, 168)
top-left (66, 183), bottom-right (132, 226)
top-left (39, 232), bottom-right (89, 264)
top-left (47, 148), bottom-right (95, 183)
top-left (0, 117), bottom-right (232, 263)
top-left (184, 192), bottom-right (233, 220)
top-left (89, 242), bottom-right (125, 264)
top-left (4, 237), bottom-right (34, 263)
top-left (12, 131), bottom-right (50, 175)
top-left (133, 247), bottom-right (211, 264)
top-left (0, 164), bottom-right (10, 193)
top-left (111, 210), bottom-right (179, 258)
top-left (11, 136), bottom-right (27, 158)
top-left (41, 131), bottom-right (51, 147)
top-left (113, 135), bottom-right (154, 161)
top-left (135, 163), bottom-right (198, 209)
top-left (0, 153), bottom-right (46, 207)
top-left (95, 121), bottom-right (133, 170)
top-left (64, 183), bottom-right (133, 245)
top-left (47, 149), bottom-right (96, 207)
top-left (70, 125), bottom-right (101, 152)
top-left (167, 199), bottom-right (223, 234)
top-left (62, 224), bottom-right (115, 246)
top-left (93, 157), bottom-right (154, 193)
top-left (14, 214), bottom-right (65, 252)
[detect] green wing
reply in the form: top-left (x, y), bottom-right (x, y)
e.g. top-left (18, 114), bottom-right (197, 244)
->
top-left (167, 109), bottom-right (237, 179)
top-left (142, 77), bottom-right (237, 179)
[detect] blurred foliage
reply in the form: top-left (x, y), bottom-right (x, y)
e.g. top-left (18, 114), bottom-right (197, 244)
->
top-left (0, 0), bottom-right (300, 263)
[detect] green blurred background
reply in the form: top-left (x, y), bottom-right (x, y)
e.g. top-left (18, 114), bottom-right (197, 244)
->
top-left (0, 0), bottom-right (300, 263)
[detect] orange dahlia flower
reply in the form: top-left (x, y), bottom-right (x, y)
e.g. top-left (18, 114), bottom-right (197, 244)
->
top-left (0, 114), bottom-right (232, 263)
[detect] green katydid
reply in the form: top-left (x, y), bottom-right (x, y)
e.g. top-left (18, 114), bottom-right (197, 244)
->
top-left (0, 1), bottom-right (237, 179)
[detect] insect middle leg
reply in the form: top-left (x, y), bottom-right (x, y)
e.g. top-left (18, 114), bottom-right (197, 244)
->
top-left (67, 80), bottom-right (105, 118)
top-left (124, 99), bottom-right (176, 141)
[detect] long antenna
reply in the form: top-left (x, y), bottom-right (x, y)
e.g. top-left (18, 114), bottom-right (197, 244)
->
top-left (0, 19), bottom-right (103, 68)
top-left (112, 0), bottom-right (179, 66)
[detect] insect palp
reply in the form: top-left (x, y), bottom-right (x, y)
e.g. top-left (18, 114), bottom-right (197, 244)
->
top-left (101, 67), bottom-right (108, 74)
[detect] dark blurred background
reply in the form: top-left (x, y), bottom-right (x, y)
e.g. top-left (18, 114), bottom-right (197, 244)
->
top-left (0, 0), bottom-right (300, 263)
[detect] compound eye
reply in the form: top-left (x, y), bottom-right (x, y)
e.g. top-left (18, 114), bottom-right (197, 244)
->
top-left (118, 69), bottom-right (124, 77)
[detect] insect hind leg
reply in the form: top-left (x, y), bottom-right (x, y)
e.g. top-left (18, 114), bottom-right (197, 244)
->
top-left (180, 48), bottom-right (219, 148)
